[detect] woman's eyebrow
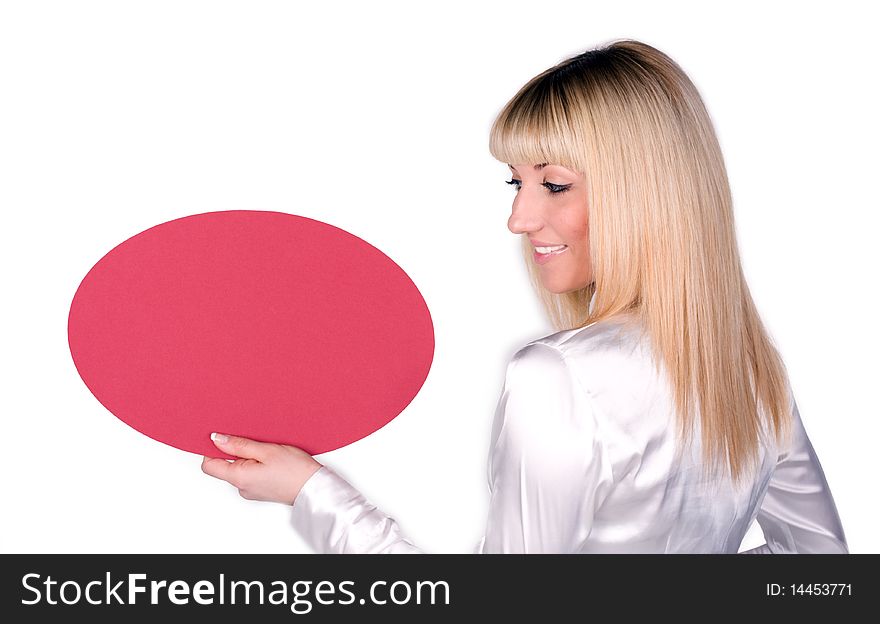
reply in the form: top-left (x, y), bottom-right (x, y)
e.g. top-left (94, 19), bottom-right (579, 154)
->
top-left (507, 163), bottom-right (549, 171)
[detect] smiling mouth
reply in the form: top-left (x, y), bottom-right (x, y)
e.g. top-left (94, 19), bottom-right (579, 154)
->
top-left (534, 244), bottom-right (567, 254)
top-left (533, 245), bottom-right (569, 264)
top-left (535, 245), bottom-right (568, 256)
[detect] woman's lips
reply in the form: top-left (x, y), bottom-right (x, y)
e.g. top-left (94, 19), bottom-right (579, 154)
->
top-left (534, 245), bottom-right (568, 265)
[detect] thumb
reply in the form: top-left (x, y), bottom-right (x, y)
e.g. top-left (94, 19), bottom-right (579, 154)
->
top-left (210, 432), bottom-right (270, 462)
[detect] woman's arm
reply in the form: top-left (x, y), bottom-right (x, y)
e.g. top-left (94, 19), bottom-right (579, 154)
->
top-left (202, 433), bottom-right (425, 553)
top-left (205, 342), bottom-right (611, 554)
top-left (476, 342), bottom-right (613, 553)
top-left (739, 397), bottom-right (848, 554)
top-left (288, 342), bottom-right (612, 554)
top-left (290, 465), bottom-right (424, 554)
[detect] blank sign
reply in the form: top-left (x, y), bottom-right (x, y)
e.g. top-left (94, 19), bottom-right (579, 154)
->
top-left (67, 210), bottom-right (435, 459)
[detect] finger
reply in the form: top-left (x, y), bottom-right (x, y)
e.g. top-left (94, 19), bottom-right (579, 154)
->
top-left (210, 432), bottom-right (271, 462)
top-left (201, 456), bottom-right (238, 484)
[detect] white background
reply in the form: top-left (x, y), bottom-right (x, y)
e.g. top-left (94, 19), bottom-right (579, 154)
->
top-left (1, 0), bottom-right (876, 554)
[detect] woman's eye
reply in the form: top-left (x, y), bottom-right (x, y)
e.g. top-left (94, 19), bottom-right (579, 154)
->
top-left (543, 182), bottom-right (571, 194)
top-left (505, 179), bottom-right (571, 195)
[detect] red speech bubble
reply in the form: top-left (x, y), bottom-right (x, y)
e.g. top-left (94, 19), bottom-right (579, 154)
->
top-left (68, 210), bottom-right (434, 459)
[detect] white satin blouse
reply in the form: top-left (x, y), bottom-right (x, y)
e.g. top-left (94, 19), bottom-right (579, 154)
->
top-left (289, 312), bottom-right (848, 554)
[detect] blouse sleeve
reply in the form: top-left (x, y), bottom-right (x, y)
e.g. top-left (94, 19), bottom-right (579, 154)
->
top-left (739, 396), bottom-right (848, 554)
top-left (289, 342), bottom-right (612, 554)
top-left (290, 465), bottom-right (425, 554)
top-left (476, 342), bottom-right (613, 553)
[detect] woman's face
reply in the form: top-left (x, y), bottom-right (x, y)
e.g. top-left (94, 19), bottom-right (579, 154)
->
top-left (506, 163), bottom-right (593, 294)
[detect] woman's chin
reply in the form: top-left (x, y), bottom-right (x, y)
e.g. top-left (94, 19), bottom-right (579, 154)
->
top-left (542, 281), bottom-right (574, 295)
top-left (541, 277), bottom-right (592, 295)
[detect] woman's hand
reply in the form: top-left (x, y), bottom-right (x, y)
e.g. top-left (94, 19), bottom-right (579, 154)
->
top-left (201, 433), bottom-right (323, 505)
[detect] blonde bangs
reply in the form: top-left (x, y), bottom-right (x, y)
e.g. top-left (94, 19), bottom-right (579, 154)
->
top-left (488, 70), bottom-right (591, 176)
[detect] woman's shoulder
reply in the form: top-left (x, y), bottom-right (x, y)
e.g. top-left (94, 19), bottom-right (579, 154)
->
top-left (524, 313), bottom-right (651, 365)
top-left (513, 314), bottom-right (661, 408)
top-left (504, 316), bottom-right (670, 458)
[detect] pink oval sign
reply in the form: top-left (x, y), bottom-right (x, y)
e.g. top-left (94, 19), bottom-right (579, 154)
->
top-left (68, 210), bottom-right (435, 459)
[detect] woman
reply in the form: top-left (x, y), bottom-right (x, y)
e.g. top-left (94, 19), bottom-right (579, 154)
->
top-left (201, 39), bottom-right (848, 554)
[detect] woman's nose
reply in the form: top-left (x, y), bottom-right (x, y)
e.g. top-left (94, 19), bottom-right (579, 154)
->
top-left (507, 196), bottom-right (542, 235)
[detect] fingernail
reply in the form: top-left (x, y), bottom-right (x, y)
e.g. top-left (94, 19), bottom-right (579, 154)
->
top-left (210, 432), bottom-right (229, 444)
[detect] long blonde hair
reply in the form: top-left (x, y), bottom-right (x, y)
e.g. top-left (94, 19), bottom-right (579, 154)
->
top-left (488, 39), bottom-right (792, 488)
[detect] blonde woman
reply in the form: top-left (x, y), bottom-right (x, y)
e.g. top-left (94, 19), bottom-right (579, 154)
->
top-left (201, 39), bottom-right (848, 554)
